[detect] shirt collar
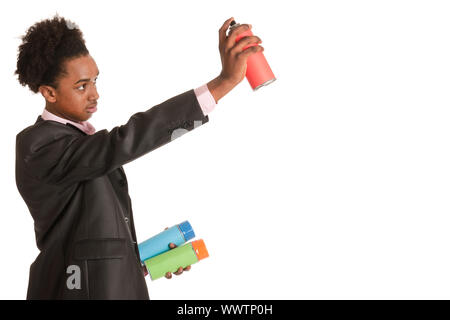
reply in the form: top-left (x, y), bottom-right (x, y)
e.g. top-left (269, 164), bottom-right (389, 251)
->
top-left (41, 108), bottom-right (96, 135)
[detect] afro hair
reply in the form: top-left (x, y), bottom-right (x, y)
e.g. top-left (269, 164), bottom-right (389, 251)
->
top-left (15, 14), bottom-right (89, 93)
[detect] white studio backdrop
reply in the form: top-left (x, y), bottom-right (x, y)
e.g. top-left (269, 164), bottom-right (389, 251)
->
top-left (1, 0), bottom-right (450, 299)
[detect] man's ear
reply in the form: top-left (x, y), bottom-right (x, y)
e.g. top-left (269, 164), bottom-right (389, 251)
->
top-left (38, 85), bottom-right (57, 103)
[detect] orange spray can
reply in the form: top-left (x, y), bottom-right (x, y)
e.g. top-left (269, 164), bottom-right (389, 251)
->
top-left (229, 20), bottom-right (276, 91)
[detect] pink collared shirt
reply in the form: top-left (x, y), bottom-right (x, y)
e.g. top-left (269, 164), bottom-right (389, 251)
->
top-left (41, 108), bottom-right (97, 135)
top-left (41, 84), bottom-right (216, 135)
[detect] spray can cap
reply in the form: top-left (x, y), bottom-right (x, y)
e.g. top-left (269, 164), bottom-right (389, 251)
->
top-left (191, 239), bottom-right (209, 261)
top-left (228, 19), bottom-right (240, 35)
top-left (178, 220), bottom-right (195, 241)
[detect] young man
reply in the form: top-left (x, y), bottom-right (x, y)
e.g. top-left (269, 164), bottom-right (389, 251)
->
top-left (15, 15), bottom-right (263, 299)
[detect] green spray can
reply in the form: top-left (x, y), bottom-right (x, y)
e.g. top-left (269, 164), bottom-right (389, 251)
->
top-left (143, 239), bottom-right (209, 280)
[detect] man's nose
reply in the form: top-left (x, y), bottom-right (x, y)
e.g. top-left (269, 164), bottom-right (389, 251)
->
top-left (89, 83), bottom-right (100, 101)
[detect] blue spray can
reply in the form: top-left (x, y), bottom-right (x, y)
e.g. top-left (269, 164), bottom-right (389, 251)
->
top-left (138, 220), bottom-right (195, 262)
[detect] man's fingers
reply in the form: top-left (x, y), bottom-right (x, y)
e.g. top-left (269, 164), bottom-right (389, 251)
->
top-left (174, 267), bottom-right (183, 275)
top-left (226, 24), bottom-right (251, 50)
top-left (219, 17), bottom-right (235, 44)
top-left (169, 243), bottom-right (176, 249)
top-left (166, 266), bottom-right (189, 278)
top-left (231, 36), bottom-right (262, 54)
top-left (238, 45), bottom-right (264, 61)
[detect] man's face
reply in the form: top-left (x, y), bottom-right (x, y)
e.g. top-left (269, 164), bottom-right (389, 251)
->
top-left (45, 54), bottom-right (100, 122)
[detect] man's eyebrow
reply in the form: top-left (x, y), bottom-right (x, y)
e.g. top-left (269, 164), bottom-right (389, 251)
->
top-left (74, 71), bottom-right (100, 85)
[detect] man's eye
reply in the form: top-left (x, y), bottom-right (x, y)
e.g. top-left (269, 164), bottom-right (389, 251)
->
top-left (77, 84), bottom-right (87, 91)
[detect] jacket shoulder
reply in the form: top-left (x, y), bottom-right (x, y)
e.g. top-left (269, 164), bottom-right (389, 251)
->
top-left (16, 120), bottom-right (80, 156)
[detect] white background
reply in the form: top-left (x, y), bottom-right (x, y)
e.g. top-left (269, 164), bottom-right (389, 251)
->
top-left (1, 0), bottom-right (449, 299)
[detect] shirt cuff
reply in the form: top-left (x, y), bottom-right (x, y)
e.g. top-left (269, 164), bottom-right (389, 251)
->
top-left (194, 84), bottom-right (217, 116)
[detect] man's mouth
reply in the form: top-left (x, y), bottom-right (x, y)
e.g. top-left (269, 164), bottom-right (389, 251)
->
top-left (86, 103), bottom-right (97, 113)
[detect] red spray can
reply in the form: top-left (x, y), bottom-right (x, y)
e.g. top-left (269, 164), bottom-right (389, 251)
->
top-left (228, 20), bottom-right (276, 91)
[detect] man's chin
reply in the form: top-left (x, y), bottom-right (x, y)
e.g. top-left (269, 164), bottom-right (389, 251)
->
top-left (77, 115), bottom-right (91, 122)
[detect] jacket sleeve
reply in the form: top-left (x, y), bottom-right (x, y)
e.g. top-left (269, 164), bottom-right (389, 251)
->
top-left (20, 89), bottom-right (209, 186)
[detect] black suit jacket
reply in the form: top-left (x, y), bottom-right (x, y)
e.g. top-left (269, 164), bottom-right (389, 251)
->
top-left (15, 89), bottom-right (209, 299)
